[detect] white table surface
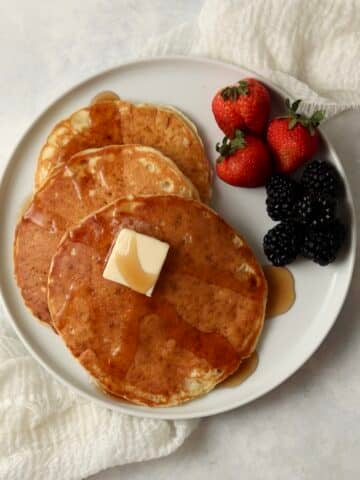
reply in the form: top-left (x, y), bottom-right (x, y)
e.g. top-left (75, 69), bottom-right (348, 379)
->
top-left (1, 1), bottom-right (359, 479)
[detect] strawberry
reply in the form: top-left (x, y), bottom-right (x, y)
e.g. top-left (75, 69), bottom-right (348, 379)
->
top-left (267, 99), bottom-right (325, 173)
top-left (215, 130), bottom-right (272, 187)
top-left (212, 88), bottom-right (245, 137)
top-left (212, 78), bottom-right (271, 137)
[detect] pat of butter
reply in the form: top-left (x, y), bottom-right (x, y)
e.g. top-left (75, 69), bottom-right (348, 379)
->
top-left (103, 228), bottom-right (169, 296)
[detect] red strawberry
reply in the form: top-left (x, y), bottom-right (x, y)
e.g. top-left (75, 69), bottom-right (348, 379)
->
top-left (212, 90), bottom-right (245, 137)
top-left (215, 130), bottom-right (272, 187)
top-left (212, 78), bottom-right (271, 137)
top-left (267, 99), bottom-right (325, 173)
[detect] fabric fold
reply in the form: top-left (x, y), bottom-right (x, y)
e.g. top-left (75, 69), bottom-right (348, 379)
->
top-left (0, 328), bottom-right (198, 480)
top-left (141, 0), bottom-right (360, 118)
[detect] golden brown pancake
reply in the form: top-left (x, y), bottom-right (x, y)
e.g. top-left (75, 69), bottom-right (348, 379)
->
top-left (48, 196), bottom-right (267, 406)
top-left (35, 100), bottom-right (211, 201)
top-left (14, 145), bottom-right (199, 325)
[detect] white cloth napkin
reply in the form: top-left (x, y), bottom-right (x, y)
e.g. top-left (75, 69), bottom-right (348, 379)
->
top-left (142, 0), bottom-right (360, 118)
top-left (2, 1), bottom-right (359, 479)
top-left (0, 318), bottom-right (197, 480)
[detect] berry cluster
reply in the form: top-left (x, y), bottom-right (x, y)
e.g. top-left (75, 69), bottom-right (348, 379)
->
top-left (263, 161), bottom-right (345, 266)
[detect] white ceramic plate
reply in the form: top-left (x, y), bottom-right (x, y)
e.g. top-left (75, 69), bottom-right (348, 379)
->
top-left (0, 57), bottom-right (355, 419)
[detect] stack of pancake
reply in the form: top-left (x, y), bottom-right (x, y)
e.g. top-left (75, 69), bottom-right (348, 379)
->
top-left (14, 92), bottom-right (267, 407)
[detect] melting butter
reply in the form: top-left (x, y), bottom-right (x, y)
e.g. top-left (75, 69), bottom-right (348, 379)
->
top-left (116, 232), bottom-right (157, 294)
top-left (103, 228), bottom-right (169, 296)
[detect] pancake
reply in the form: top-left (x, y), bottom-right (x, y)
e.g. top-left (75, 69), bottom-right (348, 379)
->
top-left (14, 145), bottom-right (199, 325)
top-left (48, 196), bottom-right (267, 406)
top-left (35, 99), bottom-right (211, 201)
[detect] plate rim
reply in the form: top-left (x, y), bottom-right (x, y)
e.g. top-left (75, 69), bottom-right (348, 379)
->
top-left (0, 55), bottom-right (356, 419)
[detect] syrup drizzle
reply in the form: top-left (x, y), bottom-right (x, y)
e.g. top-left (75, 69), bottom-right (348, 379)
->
top-left (221, 352), bottom-right (259, 387)
top-left (17, 194), bottom-right (32, 220)
top-left (90, 91), bottom-right (120, 105)
top-left (221, 266), bottom-right (296, 388)
top-left (116, 231), bottom-right (157, 294)
top-left (264, 266), bottom-right (295, 319)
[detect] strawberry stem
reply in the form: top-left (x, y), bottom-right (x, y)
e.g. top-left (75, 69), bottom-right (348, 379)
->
top-left (221, 80), bottom-right (249, 101)
top-left (285, 99), bottom-right (325, 135)
top-left (216, 129), bottom-right (246, 158)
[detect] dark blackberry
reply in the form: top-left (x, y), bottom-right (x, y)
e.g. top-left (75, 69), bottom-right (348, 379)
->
top-left (301, 160), bottom-right (341, 198)
top-left (301, 220), bottom-right (346, 265)
top-left (265, 173), bottom-right (301, 198)
top-left (265, 174), bottom-right (302, 221)
top-left (263, 221), bottom-right (303, 266)
top-left (296, 192), bottom-right (336, 227)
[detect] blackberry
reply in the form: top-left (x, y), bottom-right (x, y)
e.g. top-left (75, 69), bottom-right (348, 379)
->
top-left (296, 192), bottom-right (336, 227)
top-left (265, 174), bottom-right (302, 221)
top-left (301, 160), bottom-right (341, 198)
top-left (263, 221), bottom-right (303, 266)
top-left (301, 220), bottom-right (346, 265)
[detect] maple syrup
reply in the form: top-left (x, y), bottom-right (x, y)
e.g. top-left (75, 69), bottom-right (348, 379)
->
top-left (263, 265), bottom-right (295, 318)
top-left (116, 231), bottom-right (157, 294)
top-left (90, 90), bottom-right (120, 105)
top-left (221, 352), bottom-right (259, 387)
top-left (221, 266), bottom-right (295, 388)
top-left (17, 194), bottom-right (32, 220)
